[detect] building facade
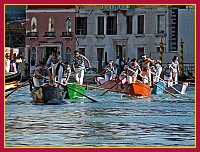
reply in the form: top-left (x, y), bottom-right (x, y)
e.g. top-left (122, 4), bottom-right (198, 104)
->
top-left (25, 5), bottom-right (76, 66)
top-left (24, 5), bottom-right (195, 73)
top-left (75, 5), bottom-right (193, 72)
top-left (178, 6), bottom-right (195, 64)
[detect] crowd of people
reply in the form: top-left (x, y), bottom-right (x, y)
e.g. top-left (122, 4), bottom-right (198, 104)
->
top-left (102, 54), bottom-right (180, 87)
top-left (32, 49), bottom-right (179, 92)
top-left (32, 50), bottom-right (91, 91)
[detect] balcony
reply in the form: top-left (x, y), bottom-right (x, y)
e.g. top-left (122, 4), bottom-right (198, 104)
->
top-left (26, 32), bottom-right (38, 38)
top-left (60, 32), bottom-right (72, 38)
top-left (44, 32), bottom-right (55, 38)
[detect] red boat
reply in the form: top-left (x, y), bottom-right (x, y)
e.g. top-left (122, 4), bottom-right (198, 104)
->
top-left (96, 77), bottom-right (152, 98)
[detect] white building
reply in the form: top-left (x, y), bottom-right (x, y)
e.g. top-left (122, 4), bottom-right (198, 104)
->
top-left (75, 5), bottom-right (195, 73)
top-left (178, 6), bottom-right (195, 64)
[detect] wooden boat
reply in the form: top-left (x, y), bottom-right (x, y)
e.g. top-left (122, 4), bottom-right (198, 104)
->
top-left (31, 84), bottom-right (66, 105)
top-left (96, 77), bottom-right (152, 98)
top-left (165, 82), bottom-right (188, 94)
top-left (5, 71), bottom-right (22, 83)
top-left (152, 81), bottom-right (166, 94)
top-left (152, 81), bottom-right (188, 95)
top-left (64, 83), bottom-right (86, 99)
top-left (5, 81), bottom-right (19, 92)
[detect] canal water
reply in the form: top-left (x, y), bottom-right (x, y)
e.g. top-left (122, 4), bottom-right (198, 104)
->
top-left (5, 85), bottom-right (195, 147)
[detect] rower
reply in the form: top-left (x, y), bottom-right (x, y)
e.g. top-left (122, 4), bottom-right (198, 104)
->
top-left (151, 60), bottom-right (162, 83)
top-left (138, 54), bottom-right (154, 86)
top-left (171, 55), bottom-right (180, 84)
top-left (46, 50), bottom-right (61, 80)
top-left (163, 62), bottom-right (173, 87)
top-left (124, 58), bottom-right (141, 84)
top-left (104, 60), bottom-right (115, 82)
top-left (62, 62), bottom-right (71, 84)
top-left (33, 61), bottom-right (53, 92)
top-left (71, 50), bottom-right (91, 85)
top-left (55, 56), bottom-right (64, 84)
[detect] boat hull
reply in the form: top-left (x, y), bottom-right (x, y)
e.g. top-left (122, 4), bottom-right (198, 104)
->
top-left (152, 81), bottom-right (166, 94)
top-left (31, 84), bottom-right (65, 105)
top-left (166, 82), bottom-right (188, 94)
top-left (97, 77), bottom-right (152, 97)
top-left (5, 72), bottom-right (22, 83)
top-left (65, 83), bottom-right (86, 99)
top-left (5, 81), bottom-right (19, 92)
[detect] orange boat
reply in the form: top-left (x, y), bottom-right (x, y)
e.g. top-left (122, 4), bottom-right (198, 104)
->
top-left (96, 77), bottom-right (152, 98)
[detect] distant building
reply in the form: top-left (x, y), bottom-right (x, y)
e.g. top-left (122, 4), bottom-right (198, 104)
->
top-left (178, 6), bottom-right (195, 64)
top-left (25, 5), bottom-right (76, 66)
top-left (75, 5), bottom-right (195, 72)
top-left (7, 5), bottom-right (194, 74)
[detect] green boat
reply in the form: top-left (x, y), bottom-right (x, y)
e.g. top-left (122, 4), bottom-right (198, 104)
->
top-left (65, 83), bottom-right (86, 99)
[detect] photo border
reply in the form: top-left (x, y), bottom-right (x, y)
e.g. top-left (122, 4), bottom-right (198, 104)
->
top-left (1, 0), bottom-right (198, 152)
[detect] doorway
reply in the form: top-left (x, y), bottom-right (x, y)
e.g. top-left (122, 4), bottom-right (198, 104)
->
top-left (46, 47), bottom-right (57, 61)
top-left (137, 47), bottom-right (145, 60)
top-left (97, 48), bottom-right (104, 73)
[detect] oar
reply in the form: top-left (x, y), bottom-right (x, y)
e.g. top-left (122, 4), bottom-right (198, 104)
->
top-left (5, 79), bottom-right (31, 98)
top-left (138, 75), bottom-right (178, 98)
top-left (79, 84), bottom-right (128, 94)
top-left (100, 80), bottom-right (121, 96)
top-left (150, 81), bottom-right (177, 98)
top-left (99, 74), bottom-right (128, 96)
top-left (152, 73), bottom-right (182, 94)
top-left (99, 70), bottom-right (134, 96)
top-left (96, 70), bottom-right (105, 77)
top-left (42, 77), bottom-right (98, 103)
top-left (65, 84), bottom-right (98, 102)
top-left (96, 78), bottom-right (113, 87)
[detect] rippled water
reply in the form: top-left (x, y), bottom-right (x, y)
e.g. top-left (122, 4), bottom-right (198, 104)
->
top-left (5, 85), bottom-right (195, 147)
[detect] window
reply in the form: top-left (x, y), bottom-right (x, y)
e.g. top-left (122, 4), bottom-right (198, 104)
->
top-left (31, 17), bottom-right (37, 32)
top-left (137, 15), bottom-right (144, 34)
top-left (126, 16), bottom-right (132, 34)
top-left (75, 17), bottom-right (87, 35)
top-left (65, 47), bottom-right (71, 63)
top-left (157, 15), bottom-right (165, 34)
top-left (66, 17), bottom-right (72, 33)
top-left (98, 16), bottom-right (104, 35)
top-left (106, 16), bottom-right (117, 35)
top-left (137, 47), bottom-right (144, 59)
top-left (31, 47), bottom-right (36, 66)
top-left (97, 48), bottom-right (104, 72)
top-left (79, 48), bottom-right (85, 56)
top-left (48, 17), bottom-right (54, 32)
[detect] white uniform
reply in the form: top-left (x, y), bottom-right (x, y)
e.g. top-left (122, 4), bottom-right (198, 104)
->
top-left (171, 60), bottom-right (179, 84)
top-left (164, 67), bottom-right (173, 86)
top-left (152, 63), bottom-right (162, 82)
top-left (71, 54), bottom-right (88, 85)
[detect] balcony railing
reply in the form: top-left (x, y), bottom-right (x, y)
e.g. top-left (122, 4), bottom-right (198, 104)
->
top-left (44, 32), bottom-right (55, 38)
top-left (61, 32), bottom-right (72, 38)
top-left (26, 32), bottom-right (38, 38)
